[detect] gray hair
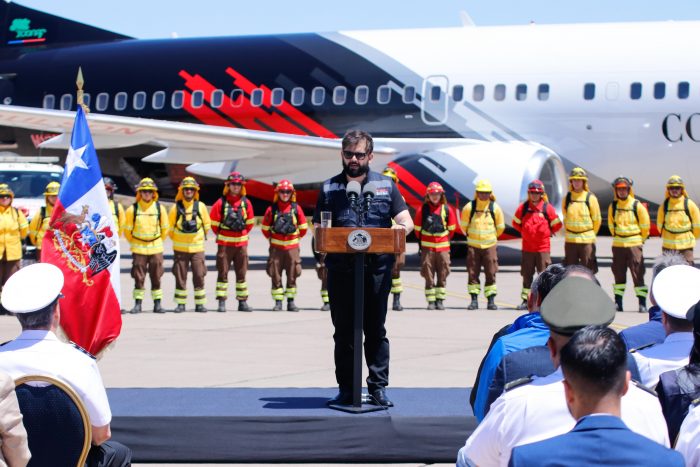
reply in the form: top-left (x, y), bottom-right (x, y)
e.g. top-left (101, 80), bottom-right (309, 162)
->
top-left (652, 252), bottom-right (689, 282)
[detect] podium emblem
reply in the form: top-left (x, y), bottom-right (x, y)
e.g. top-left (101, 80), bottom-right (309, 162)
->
top-left (347, 229), bottom-right (372, 251)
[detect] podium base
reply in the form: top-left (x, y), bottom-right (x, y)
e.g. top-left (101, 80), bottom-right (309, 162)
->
top-left (327, 400), bottom-right (386, 414)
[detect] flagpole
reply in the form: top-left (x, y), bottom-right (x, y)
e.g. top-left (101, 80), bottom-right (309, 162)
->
top-left (76, 67), bottom-right (90, 114)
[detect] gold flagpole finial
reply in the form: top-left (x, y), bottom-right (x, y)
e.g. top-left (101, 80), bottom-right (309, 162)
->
top-left (76, 67), bottom-right (90, 114)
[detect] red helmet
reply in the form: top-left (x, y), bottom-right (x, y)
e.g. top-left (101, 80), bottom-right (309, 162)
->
top-left (426, 182), bottom-right (444, 195)
top-left (275, 179), bottom-right (295, 192)
top-left (528, 180), bottom-right (545, 193)
top-left (227, 171), bottom-right (245, 184)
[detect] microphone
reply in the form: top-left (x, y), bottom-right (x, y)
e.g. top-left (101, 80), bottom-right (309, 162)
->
top-left (346, 181), bottom-right (361, 206)
top-left (362, 182), bottom-right (377, 211)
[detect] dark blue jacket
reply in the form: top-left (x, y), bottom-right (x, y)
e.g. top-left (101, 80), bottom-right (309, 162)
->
top-left (656, 364), bottom-right (700, 443)
top-left (619, 305), bottom-right (665, 350)
top-left (508, 415), bottom-right (684, 467)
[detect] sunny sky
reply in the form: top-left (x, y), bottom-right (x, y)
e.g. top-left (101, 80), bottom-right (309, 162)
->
top-left (10, 0), bottom-right (700, 39)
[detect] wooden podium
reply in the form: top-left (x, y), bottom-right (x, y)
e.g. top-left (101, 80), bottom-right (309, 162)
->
top-left (315, 227), bottom-right (406, 413)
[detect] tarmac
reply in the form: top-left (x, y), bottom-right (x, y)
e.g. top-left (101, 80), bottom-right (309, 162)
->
top-left (0, 230), bottom-right (689, 467)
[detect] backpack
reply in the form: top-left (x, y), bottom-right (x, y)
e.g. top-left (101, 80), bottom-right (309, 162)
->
top-left (272, 202), bottom-right (298, 235)
top-left (564, 191), bottom-right (591, 212)
top-left (422, 203), bottom-right (448, 234)
top-left (130, 201), bottom-right (162, 242)
top-left (176, 200), bottom-right (205, 237)
top-left (662, 197), bottom-right (691, 234)
top-left (220, 196), bottom-right (247, 232)
top-left (520, 201), bottom-right (552, 232)
top-left (611, 199), bottom-right (640, 235)
top-left (468, 199), bottom-right (495, 225)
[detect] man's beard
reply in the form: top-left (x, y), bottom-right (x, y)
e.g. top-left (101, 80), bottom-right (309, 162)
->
top-left (343, 161), bottom-right (369, 178)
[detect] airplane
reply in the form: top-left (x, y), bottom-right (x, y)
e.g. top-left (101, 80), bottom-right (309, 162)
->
top-left (0, 1), bottom-right (698, 234)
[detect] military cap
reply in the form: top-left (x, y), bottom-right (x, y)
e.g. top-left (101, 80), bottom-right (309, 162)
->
top-left (652, 265), bottom-right (700, 320)
top-left (1, 263), bottom-right (64, 314)
top-left (540, 276), bottom-right (615, 335)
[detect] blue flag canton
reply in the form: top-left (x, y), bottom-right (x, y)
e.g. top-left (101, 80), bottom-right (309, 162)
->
top-left (59, 107), bottom-right (106, 207)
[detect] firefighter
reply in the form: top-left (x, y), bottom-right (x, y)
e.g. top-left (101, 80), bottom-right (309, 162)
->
top-left (657, 175), bottom-right (700, 265)
top-left (460, 180), bottom-right (505, 310)
top-left (261, 180), bottom-right (308, 311)
top-left (383, 166), bottom-right (406, 311)
top-left (562, 167), bottom-right (601, 272)
top-left (28, 181), bottom-right (60, 260)
top-left (314, 252), bottom-right (329, 311)
top-left (104, 177), bottom-right (125, 236)
top-left (414, 182), bottom-right (458, 310)
top-left (169, 177), bottom-right (211, 313)
top-left (512, 179), bottom-right (562, 310)
top-left (210, 171), bottom-right (255, 312)
top-left (0, 184), bottom-right (28, 307)
top-left (124, 178), bottom-right (170, 314)
top-left (608, 176), bottom-right (650, 312)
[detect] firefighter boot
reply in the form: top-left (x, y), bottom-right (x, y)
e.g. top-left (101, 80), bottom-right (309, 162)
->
top-left (153, 299), bottom-right (164, 314)
top-left (516, 300), bottom-right (528, 311)
top-left (467, 294), bottom-right (479, 310)
top-left (129, 300), bottom-right (142, 314)
top-left (487, 296), bottom-right (498, 310)
top-left (195, 304), bottom-right (207, 313)
top-left (287, 299), bottom-right (299, 312)
top-left (174, 304), bottom-right (185, 313)
top-left (272, 300), bottom-right (283, 311)
top-left (320, 303), bottom-right (330, 311)
top-left (638, 296), bottom-right (647, 314)
top-left (392, 293), bottom-right (403, 311)
top-left (436, 299), bottom-right (445, 310)
top-left (615, 295), bottom-right (623, 312)
top-left (427, 301), bottom-right (437, 310)
top-left (217, 299), bottom-right (226, 313)
top-left (238, 300), bottom-right (252, 312)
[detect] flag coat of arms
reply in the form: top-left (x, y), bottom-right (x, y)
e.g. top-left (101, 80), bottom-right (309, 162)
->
top-left (42, 107), bottom-right (121, 355)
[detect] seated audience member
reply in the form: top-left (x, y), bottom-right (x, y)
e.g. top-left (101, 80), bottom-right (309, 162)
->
top-left (0, 371), bottom-right (30, 466)
top-left (508, 326), bottom-right (684, 467)
top-left (0, 264), bottom-right (131, 467)
top-left (631, 264), bottom-right (700, 388)
top-left (620, 253), bottom-right (688, 350)
top-left (656, 299), bottom-right (700, 443)
top-left (471, 264), bottom-right (567, 420)
top-left (675, 400), bottom-right (700, 465)
top-left (457, 276), bottom-right (669, 467)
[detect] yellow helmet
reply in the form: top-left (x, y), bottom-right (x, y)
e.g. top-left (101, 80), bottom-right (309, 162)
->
top-left (0, 183), bottom-right (13, 198)
top-left (667, 175), bottom-right (685, 188)
top-left (382, 167), bottom-right (399, 184)
top-left (475, 179), bottom-right (493, 192)
top-left (176, 177), bottom-right (200, 202)
top-left (43, 181), bottom-right (60, 196)
top-left (569, 167), bottom-right (588, 180)
top-left (136, 178), bottom-right (158, 192)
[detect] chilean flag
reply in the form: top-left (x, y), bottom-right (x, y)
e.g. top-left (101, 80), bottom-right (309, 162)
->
top-left (41, 107), bottom-right (121, 356)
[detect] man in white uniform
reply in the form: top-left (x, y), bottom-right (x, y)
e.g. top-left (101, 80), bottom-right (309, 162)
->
top-left (675, 401), bottom-right (700, 466)
top-left (457, 276), bottom-right (670, 467)
top-left (0, 263), bottom-right (131, 467)
top-left (631, 264), bottom-right (699, 388)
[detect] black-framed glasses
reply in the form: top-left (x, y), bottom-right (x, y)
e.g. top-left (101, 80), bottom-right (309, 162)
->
top-left (342, 150), bottom-right (368, 160)
top-left (278, 190), bottom-right (292, 195)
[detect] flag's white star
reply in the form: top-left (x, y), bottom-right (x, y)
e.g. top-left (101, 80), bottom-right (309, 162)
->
top-left (65, 144), bottom-right (89, 178)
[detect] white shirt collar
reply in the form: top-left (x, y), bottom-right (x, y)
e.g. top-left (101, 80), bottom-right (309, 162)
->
top-left (664, 332), bottom-right (694, 344)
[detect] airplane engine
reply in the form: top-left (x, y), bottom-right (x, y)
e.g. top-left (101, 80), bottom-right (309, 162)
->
top-left (391, 141), bottom-right (567, 222)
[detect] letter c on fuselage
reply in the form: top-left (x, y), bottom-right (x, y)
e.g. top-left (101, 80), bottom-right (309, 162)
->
top-left (686, 113), bottom-right (700, 142)
top-left (663, 113), bottom-right (682, 142)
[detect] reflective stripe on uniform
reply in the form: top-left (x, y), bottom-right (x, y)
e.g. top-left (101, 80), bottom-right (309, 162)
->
top-left (613, 283), bottom-right (626, 297)
top-left (271, 287), bottom-right (284, 300)
top-left (425, 288), bottom-right (436, 302)
top-left (235, 282), bottom-right (248, 299)
top-left (484, 284), bottom-right (497, 298)
top-left (435, 287), bottom-right (447, 300)
top-left (133, 288), bottom-right (145, 300)
top-left (521, 287), bottom-right (530, 301)
top-left (635, 285), bottom-right (649, 298)
top-left (194, 289), bottom-right (206, 305)
top-left (468, 284), bottom-right (481, 295)
top-left (174, 288), bottom-right (187, 304)
top-left (285, 287), bottom-right (297, 299)
top-left (152, 289), bottom-right (163, 300)
top-left (320, 289), bottom-right (329, 303)
top-left (216, 281), bottom-right (228, 298)
top-left (391, 278), bottom-right (403, 294)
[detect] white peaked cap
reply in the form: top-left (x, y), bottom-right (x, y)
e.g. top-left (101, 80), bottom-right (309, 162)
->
top-left (0, 263), bottom-right (64, 314)
top-left (652, 264), bottom-right (700, 320)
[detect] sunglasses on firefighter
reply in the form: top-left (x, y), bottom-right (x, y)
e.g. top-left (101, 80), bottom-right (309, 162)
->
top-left (342, 150), bottom-right (368, 160)
top-left (278, 190), bottom-right (293, 195)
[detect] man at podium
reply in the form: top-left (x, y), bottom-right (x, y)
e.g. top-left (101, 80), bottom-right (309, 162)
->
top-left (313, 130), bottom-right (413, 407)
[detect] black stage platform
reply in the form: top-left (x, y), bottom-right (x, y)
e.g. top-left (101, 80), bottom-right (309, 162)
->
top-left (108, 387), bottom-right (476, 463)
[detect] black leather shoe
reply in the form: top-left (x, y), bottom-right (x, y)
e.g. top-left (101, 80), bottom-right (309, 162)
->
top-left (370, 388), bottom-right (394, 407)
top-left (327, 390), bottom-right (352, 406)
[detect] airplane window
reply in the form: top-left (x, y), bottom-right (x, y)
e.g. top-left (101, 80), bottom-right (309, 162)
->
top-left (114, 92), bottom-right (127, 111)
top-left (630, 82), bottom-right (642, 100)
top-left (516, 84), bottom-right (527, 101)
top-left (355, 85), bottom-right (369, 105)
top-left (583, 83), bottom-right (595, 100)
top-left (42, 95), bottom-right (55, 109)
top-left (494, 84), bottom-right (506, 101)
top-left (60, 94), bottom-right (73, 111)
top-left (403, 86), bottom-right (416, 103)
top-left (538, 84), bottom-right (549, 101)
top-left (82, 93), bottom-right (91, 109)
top-left (291, 87), bottom-right (305, 106)
top-left (152, 91), bottom-right (165, 110)
top-left (230, 89), bottom-right (244, 107)
top-left (430, 85), bottom-right (441, 102)
top-left (171, 90), bottom-right (184, 109)
top-left (333, 86), bottom-right (347, 105)
top-left (473, 85), bottom-right (485, 101)
top-left (271, 88), bottom-right (284, 107)
top-left (133, 92), bottom-right (146, 110)
top-left (678, 82), bottom-right (690, 99)
top-left (377, 85), bottom-right (391, 105)
top-left (250, 89), bottom-right (263, 107)
top-left (96, 93), bottom-right (109, 111)
top-left (191, 90), bottom-right (205, 108)
top-left (211, 89), bottom-right (223, 108)
top-left (452, 85), bottom-right (464, 102)
top-left (312, 87), bottom-right (326, 106)
top-left (654, 82), bottom-right (666, 100)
